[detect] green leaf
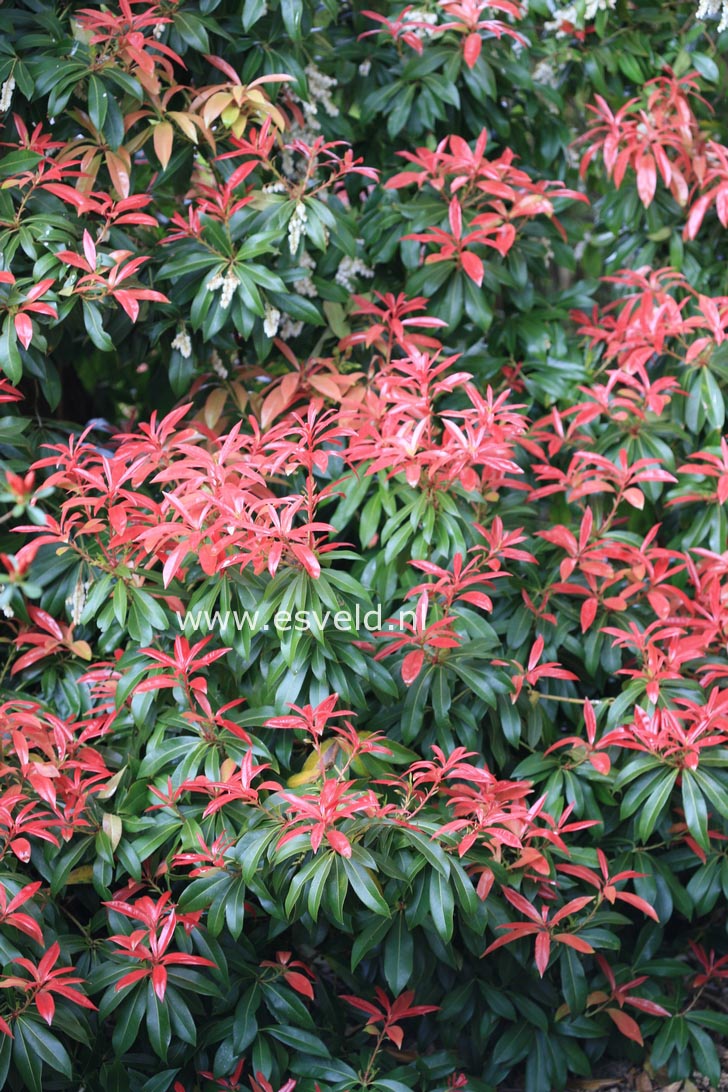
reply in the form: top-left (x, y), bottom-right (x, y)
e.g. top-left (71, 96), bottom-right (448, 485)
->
top-left (174, 12), bottom-right (210, 51)
top-left (681, 770), bottom-right (709, 852)
top-left (307, 850), bottom-right (334, 921)
top-left (428, 870), bottom-right (454, 943)
top-left (112, 985), bottom-right (147, 1055)
top-left (560, 944), bottom-right (587, 1015)
top-left (689, 1023), bottom-right (721, 1086)
top-left (146, 982), bottom-right (172, 1060)
top-left (243, 0), bottom-right (268, 29)
top-left (82, 301), bottom-right (115, 353)
top-left (342, 856), bottom-right (390, 916)
top-left (0, 1035), bottom-right (11, 1090)
top-left (403, 827), bottom-right (450, 877)
top-left (636, 769), bottom-right (678, 843)
top-left (692, 53), bottom-right (720, 83)
top-left (233, 985), bottom-right (261, 1053)
top-left (281, 0), bottom-right (303, 39)
top-left (16, 1019), bottom-right (72, 1077)
top-left (351, 915), bottom-right (392, 971)
top-left (267, 1025), bottom-right (330, 1057)
top-left (12, 1021), bottom-right (43, 1092)
top-left (0, 315), bottom-right (23, 384)
top-left (87, 75), bottom-right (108, 134)
top-left (384, 912), bottom-right (413, 994)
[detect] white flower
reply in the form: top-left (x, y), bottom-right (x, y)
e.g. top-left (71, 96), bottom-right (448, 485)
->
top-left (532, 59), bottom-right (560, 88)
top-left (279, 316), bottom-right (304, 340)
top-left (171, 331), bottom-right (192, 359)
top-left (288, 202), bottom-right (308, 254)
top-left (153, 22), bottom-right (165, 39)
top-left (1, 603), bottom-right (14, 619)
top-left (210, 349), bottom-right (228, 379)
top-left (335, 255), bottom-right (374, 291)
top-left (403, 8), bottom-right (440, 38)
top-left (207, 271), bottom-right (240, 309)
top-left (0, 77), bottom-right (15, 113)
top-left (358, 60), bottom-right (372, 77)
top-left (263, 304), bottom-right (281, 338)
top-left (545, 0), bottom-right (616, 34)
top-left (220, 272), bottom-right (239, 309)
top-left (697, 0), bottom-right (728, 30)
top-left (67, 579), bottom-right (90, 626)
top-left (293, 250), bottom-right (317, 297)
top-left (304, 63), bottom-right (339, 118)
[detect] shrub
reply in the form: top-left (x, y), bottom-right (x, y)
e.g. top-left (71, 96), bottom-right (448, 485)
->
top-left (2, 1), bottom-right (728, 1091)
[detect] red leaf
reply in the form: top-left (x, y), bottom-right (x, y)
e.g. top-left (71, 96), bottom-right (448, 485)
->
top-left (9, 839), bottom-right (31, 863)
top-left (553, 932), bottom-right (595, 954)
top-left (636, 155), bottom-right (657, 207)
top-left (34, 990), bottom-right (55, 1025)
top-left (580, 597), bottom-right (598, 633)
top-left (463, 32), bottom-right (482, 69)
top-left (284, 971), bottom-right (315, 999)
top-left (116, 968), bottom-right (150, 992)
top-left (326, 829), bottom-right (352, 858)
top-left (460, 250), bottom-right (484, 286)
top-left (402, 649), bottom-right (425, 686)
top-left (614, 891), bottom-right (660, 922)
top-left (502, 888), bottom-right (543, 924)
top-left (534, 931), bottom-right (550, 977)
top-left (152, 964), bottom-right (168, 1001)
top-left (606, 1006), bottom-right (643, 1045)
top-left (384, 1023), bottom-right (404, 1049)
top-left (448, 196), bottom-right (463, 238)
top-left (589, 752), bottom-right (611, 776)
top-left (13, 313), bottom-right (33, 350)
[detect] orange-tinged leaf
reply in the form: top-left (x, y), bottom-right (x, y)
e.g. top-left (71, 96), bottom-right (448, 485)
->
top-left (153, 121), bottom-right (174, 169)
top-left (168, 111), bottom-right (199, 142)
top-left (202, 91), bottom-right (234, 127)
top-left (203, 387), bottom-right (228, 429)
top-left (106, 150), bottom-right (131, 198)
top-left (606, 1006), bottom-right (642, 1045)
top-left (70, 639), bottom-right (93, 660)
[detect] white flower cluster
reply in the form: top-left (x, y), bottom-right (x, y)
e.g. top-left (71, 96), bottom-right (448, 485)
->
top-left (532, 59), bottom-right (560, 88)
top-left (153, 22), bottom-right (165, 39)
top-left (281, 64), bottom-right (340, 178)
top-left (288, 201), bottom-right (308, 254)
top-left (304, 63), bottom-right (339, 121)
top-left (0, 77), bottom-right (15, 113)
top-left (293, 250), bottom-right (317, 297)
top-left (545, 0), bottom-right (616, 34)
top-left (263, 303), bottom-right (281, 338)
top-left (67, 578), bottom-right (91, 626)
top-left (2, 603), bottom-right (14, 619)
top-left (279, 316), bottom-right (304, 340)
top-left (262, 181), bottom-right (288, 195)
top-left (696, 0), bottom-right (728, 32)
top-left (403, 8), bottom-right (440, 39)
top-left (207, 270), bottom-right (240, 309)
top-left (210, 349), bottom-right (228, 380)
top-left (335, 255), bottom-right (374, 291)
top-left (171, 330), bottom-right (192, 359)
top-left (358, 59), bottom-right (372, 77)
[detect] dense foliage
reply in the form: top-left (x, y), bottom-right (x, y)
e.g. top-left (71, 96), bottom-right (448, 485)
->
top-left (2, 0), bottom-right (728, 1090)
